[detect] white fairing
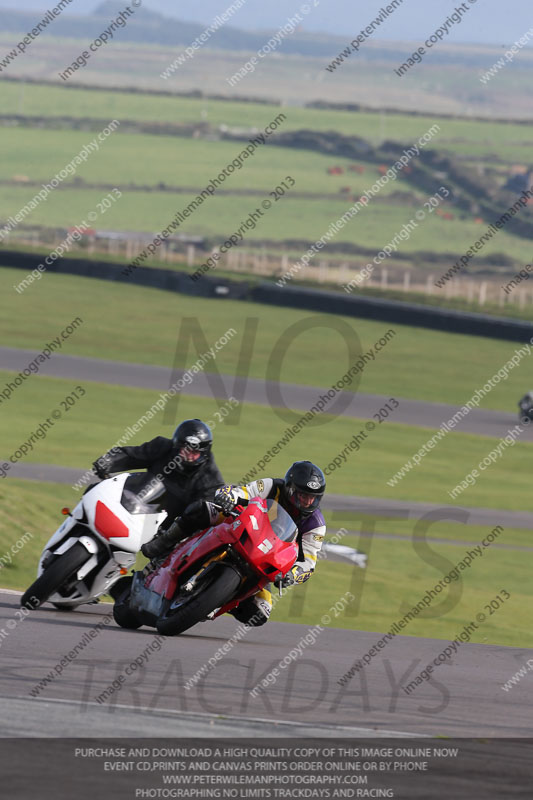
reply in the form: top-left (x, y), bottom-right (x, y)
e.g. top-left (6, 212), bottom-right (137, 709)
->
top-left (36, 473), bottom-right (168, 607)
top-left (82, 474), bottom-right (166, 552)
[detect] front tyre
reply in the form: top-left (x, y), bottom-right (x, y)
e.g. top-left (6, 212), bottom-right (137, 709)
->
top-left (157, 565), bottom-right (241, 637)
top-left (20, 543), bottom-right (90, 610)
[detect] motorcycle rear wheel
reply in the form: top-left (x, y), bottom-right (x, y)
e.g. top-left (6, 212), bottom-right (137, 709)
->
top-left (156, 565), bottom-right (241, 636)
top-left (112, 578), bottom-right (142, 630)
top-left (21, 543), bottom-right (89, 610)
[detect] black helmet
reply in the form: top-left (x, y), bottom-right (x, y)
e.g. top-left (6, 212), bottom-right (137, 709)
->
top-left (172, 419), bottom-right (213, 472)
top-left (283, 461), bottom-right (326, 517)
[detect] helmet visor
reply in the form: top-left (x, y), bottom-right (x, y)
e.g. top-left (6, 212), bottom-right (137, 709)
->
top-left (179, 445), bottom-right (202, 463)
top-left (290, 489), bottom-right (323, 515)
top-left (177, 439), bottom-right (210, 469)
top-left (296, 491), bottom-right (318, 509)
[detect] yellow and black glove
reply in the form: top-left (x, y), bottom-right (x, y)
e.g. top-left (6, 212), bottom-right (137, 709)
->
top-left (274, 565), bottom-right (312, 588)
top-left (214, 485), bottom-right (239, 515)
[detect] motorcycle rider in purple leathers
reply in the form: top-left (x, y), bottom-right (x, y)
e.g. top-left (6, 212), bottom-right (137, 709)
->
top-left (141, 461), bottom-right (326, 627)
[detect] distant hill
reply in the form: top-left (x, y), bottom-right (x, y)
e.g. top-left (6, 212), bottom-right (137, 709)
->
top-left (1, 0), bottom-right (533, 45)
top-left (0, 1), bottom-right (519, 66)
top-left (0, 1), bottom-right (344, 59)
top-left (161, 0), bottom-right (533, 45)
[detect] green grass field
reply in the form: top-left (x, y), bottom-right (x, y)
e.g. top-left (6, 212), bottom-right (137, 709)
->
top-left (2, 80), bottom-right (532, 274)
top-left (272, 535), bottom-right (530, 649)
top-left (1, 118), bottom-right (530, 263)
top-left (1, 269), bottom-right (531, 411)
top-left (0, 370), bottom-right (531, 512)
top-left (1, 480), bottom-right (529, 647)
top-left (2, 127), bottom-right (400, 198)
top-left (2, 79), bottom-right (533, 162)
top-left (2, 185), bottom-right (529, 262)
top-left (1, 75), bottom-right (531, 649)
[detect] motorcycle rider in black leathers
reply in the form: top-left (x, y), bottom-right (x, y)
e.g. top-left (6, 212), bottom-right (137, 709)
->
top-left (92, 419), bottom-right (225, 540)
top-left (141, 460), bottom-right (327, 627)
top-left (518, 391), bottom-right (533, 422)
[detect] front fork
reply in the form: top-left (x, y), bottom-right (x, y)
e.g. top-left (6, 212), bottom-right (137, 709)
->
top-left (181, 549), bottom-right (230, 593)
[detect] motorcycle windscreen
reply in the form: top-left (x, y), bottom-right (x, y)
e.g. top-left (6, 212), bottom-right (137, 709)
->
top-left (264, 499), bottom-right (298, 542)
top-left (120, 473), bottom-right (169, 514)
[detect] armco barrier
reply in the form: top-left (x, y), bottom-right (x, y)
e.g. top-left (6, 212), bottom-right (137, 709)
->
top-left (2, 249), bottom-right (532, 343)
top-left (251, 282), bottom-right (533, 343)
top-left (3, 249), bottom-right (250, 300)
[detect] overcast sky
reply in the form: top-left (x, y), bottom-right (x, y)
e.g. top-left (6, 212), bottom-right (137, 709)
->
top-left (2, 0), bottom-right (532, 46)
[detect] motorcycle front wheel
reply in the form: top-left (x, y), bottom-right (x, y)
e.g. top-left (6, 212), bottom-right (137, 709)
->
top-left (156, 565), bottom-right (241, 637)
top-left (20, 542), bottom-right (90, 610)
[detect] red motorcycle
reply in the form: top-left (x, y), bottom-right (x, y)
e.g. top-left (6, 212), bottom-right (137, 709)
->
top-left (113, 497), bottom-right (298, 635)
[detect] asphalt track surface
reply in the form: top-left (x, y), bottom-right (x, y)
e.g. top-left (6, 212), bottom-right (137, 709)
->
top-left (0, 589), bottom-right (531, 741)
top-left (1, 346), bottom-right (531, 439)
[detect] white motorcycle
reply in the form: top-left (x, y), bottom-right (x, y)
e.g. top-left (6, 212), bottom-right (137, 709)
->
top-left (20, 472), bottom-right (168, 610)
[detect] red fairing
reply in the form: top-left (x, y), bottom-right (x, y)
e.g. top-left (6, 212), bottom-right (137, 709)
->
top-left (147, 523), bottom-right (234, 600)
top-left (94, 500), bottom-right (129, 539)
top-left (231, 503), bottom-right (297, 578)
top-left (146, 498), bottom-right (297, 606)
